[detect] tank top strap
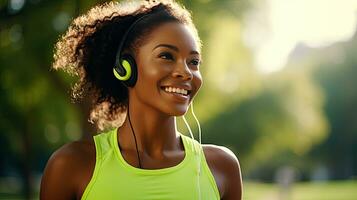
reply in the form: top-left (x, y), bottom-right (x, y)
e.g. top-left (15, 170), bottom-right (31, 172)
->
top-left (179, 133), bottom-right (202, 160)
top-left (82, 129), bottom-right (117, 200)
top-left (93, 128), bottom-right (117, 160)
top-left (181, 134), bottom-right (204, 172)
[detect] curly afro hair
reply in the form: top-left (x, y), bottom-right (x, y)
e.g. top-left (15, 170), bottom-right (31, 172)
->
top-left (52, 0), bottom-right (200, 131)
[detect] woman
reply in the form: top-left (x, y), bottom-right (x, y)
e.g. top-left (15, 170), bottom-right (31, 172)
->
top-left (40, 0), bottom-right (242, 199)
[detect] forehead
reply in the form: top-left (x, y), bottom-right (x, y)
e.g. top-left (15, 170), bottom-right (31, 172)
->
top-left (140, 22), bottom-right (200, 53)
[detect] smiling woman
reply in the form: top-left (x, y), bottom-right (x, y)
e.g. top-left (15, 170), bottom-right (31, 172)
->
top-left (40, 0), bottom-right (242, 200)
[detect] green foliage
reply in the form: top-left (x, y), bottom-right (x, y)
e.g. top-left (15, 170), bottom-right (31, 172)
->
top-left (308, 34), bottom-right (357, 179)
top-left (202, 68), bottom-right (328, 175)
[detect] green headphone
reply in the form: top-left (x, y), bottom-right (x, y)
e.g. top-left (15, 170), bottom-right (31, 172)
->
top-left (113, 15), bottom-right (149, 87)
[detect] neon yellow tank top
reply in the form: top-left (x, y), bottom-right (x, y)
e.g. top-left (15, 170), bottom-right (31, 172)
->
top-left (81, 127), bottom-right (220, 200)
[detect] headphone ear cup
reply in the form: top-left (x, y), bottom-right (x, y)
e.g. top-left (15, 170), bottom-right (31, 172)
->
top-left (113, 54), bottom-right (137, 87)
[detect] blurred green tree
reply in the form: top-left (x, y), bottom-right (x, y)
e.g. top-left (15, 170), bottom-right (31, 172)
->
top-left (309, 32), bottom-right (357, 179)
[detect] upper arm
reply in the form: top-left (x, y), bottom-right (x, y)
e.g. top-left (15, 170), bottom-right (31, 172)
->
top-left (219, 146), bottom-right (242, 200)
top-left (40, 141), bottom-right (95, 200)
top-left (40, 144), bottom-right (78, 200)
top-left (203, 145), bottom-right (243, 200)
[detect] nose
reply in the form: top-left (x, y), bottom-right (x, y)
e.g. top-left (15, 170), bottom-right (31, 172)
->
top-left (171, 60), bottom-right (193, 81)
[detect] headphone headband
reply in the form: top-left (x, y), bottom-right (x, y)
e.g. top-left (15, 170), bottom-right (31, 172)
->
top-left (114, 14), bottom-right (150, 68)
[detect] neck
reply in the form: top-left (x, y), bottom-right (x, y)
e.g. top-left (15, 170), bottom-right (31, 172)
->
top-left (118, 98), bottom-right (181, 157)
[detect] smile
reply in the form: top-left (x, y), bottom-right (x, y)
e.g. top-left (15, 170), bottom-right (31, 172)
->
top-left (163, 86), bottom-right (189, 95)
top-left (161, 86), bottom-right (192, 101)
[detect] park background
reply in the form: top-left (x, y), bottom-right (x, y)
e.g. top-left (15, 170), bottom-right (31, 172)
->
top-left (0, 0), bottom-right (356, 199)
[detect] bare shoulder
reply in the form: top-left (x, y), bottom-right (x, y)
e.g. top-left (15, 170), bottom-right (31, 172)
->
top-left (202, 144), bottom-right (243, 200)
top-left (202, 144), bottom-right (239, 165)
top-left (40, 138), bottom-right (96, 200)
top-left (53, 138), bottom-right (95, 162)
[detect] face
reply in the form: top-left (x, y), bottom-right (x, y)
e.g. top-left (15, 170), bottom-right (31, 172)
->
top-left (130, 22), bottom-right (202, 116)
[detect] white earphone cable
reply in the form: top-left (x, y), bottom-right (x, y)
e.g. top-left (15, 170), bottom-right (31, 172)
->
top-left (182, 101), bottom-right (202, 200)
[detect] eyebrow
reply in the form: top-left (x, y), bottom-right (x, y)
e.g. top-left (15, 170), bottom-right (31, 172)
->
top-left (153, 44), bottom-right (200, 55)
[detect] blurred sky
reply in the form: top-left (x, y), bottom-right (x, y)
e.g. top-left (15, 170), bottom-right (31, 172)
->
top-left (243, 0), bottom-right (357, 73)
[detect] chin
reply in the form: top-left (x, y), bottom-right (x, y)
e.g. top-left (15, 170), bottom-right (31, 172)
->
top-left (162, 103), bottom-right (190, 116)
top-left (173, 109), bottom-right (188, 116)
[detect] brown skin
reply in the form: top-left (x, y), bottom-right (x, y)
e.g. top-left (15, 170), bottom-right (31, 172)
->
top-left (40, 22), bottom-right (242, 200)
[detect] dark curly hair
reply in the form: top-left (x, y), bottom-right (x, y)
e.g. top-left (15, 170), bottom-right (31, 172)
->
top-left (52, 0), bottom-right (201, 131)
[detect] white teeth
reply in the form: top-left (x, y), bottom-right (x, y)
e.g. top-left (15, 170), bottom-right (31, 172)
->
top-left (164, 87), bottom-right (188, 95)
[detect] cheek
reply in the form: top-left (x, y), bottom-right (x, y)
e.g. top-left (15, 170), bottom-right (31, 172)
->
top-left (136, 61), bottom-right (167, 91)
top-left (137, 58), bottom-right (156, 83)
top-left (193, 71), bottom-right (203, 94)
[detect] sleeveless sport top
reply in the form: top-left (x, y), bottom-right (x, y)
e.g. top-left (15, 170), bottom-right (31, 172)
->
top-left (81, 127), bottom-right (220, 200)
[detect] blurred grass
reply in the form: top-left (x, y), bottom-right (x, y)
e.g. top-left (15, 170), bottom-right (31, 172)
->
top-left (244, 180), bottom-right (357, 200)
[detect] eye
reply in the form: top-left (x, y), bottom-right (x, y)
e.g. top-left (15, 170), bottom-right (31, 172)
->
top-left (158, 52), bottom-right (174, 60)
top-left (189, 59), bottom-right (201, 66)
